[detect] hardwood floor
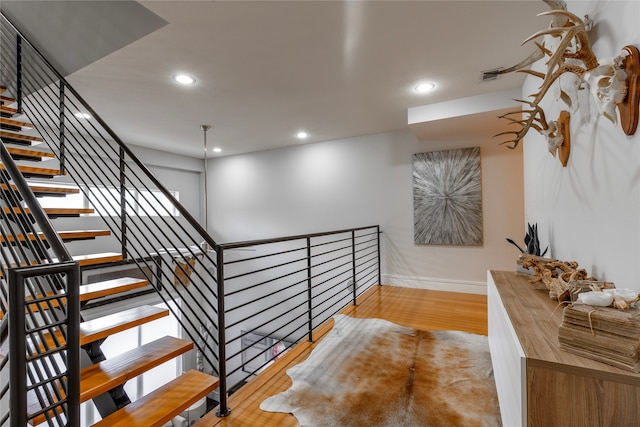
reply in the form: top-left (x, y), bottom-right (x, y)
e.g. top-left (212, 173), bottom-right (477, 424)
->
top-left (193, 285), bottom-right (488, 427)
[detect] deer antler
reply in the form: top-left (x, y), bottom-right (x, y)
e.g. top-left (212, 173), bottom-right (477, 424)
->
top-left (522, 10), bottom-right (599, 104)
top-left (494, 99), bottom-right (555, 153)
top-left (497, 9), bottom-right (599, 149)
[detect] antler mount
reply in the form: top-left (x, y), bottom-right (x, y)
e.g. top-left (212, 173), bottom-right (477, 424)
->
top-left (495, 5), bottom-right (639, 166)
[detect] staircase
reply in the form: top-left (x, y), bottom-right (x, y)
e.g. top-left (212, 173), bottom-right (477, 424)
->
top-left (0, 86), bottom-right (219, 426)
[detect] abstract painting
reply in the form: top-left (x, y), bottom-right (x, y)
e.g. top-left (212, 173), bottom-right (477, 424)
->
top-left (413, 147), bottom-right (483, 245)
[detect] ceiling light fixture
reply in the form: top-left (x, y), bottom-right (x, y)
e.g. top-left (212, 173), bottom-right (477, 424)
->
top-left (414, 82), bottom-right (436, 93)
top-left (75, 112), bottom-right (92, 119)
top-left (296, 131), bottom-right (308, 139)
top-left (212, 147), bottom-right (222, 153)
top-left (174, 74), bottom-right (196, 85)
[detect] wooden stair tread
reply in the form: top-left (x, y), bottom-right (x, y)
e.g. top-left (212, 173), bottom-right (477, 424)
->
top-left (6, 146), bottom-right (54, 160)
top-left (80, 336), bottom-right (194, 402)
top-left (0, 130), bottom-right (43, 144)
top-left (29, 305), bottom-right (169, 351)
top-left (0, 230), bottom-right (110, 244)
top-left (2, 206), bottom-right (93, 216)
top-left (0, 253), bottom-right (122, 277)
top-left (71, 252), bottom-right (123, 266)
top-left (0, 182), bottom-right (80, 196)
top-left (79, 305), bottom-right (169, 346)
top-left (0, 117), bottom-right (32, 129)
top-left (0, 277), bottom-right (146, 319)
top-left (24, 337), bottom-right (195, 425)
top-left (80, 277), bottom-right (149, 301)
top-left (0, 95), bottom-right (13, 105)
top-left (0, 163), bottom-right (63, 178)
top-left (0, 105), bottom-right (18, 116)
top-left (93, 370), bottom-right (219, 427)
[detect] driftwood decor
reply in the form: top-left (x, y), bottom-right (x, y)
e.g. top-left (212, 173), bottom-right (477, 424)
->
top-left (520, 254), bottom-right (640, 311)
top-left (495, 1), bottom-right (640, 165)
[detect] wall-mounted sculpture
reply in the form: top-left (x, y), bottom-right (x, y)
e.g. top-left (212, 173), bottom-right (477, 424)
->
top-left (495, 1), bottom-right (639, 166)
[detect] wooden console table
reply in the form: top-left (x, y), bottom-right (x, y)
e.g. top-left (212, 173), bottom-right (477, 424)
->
top-left (488, 270), bottom-right (640, 427)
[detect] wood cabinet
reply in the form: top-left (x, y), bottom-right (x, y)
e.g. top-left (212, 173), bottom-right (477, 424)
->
top-left (487, 270), bottom-right (640, 427)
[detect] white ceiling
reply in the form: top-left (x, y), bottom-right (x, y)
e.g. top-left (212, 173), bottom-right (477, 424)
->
top-left (8, 1), bottom-right (554, 158)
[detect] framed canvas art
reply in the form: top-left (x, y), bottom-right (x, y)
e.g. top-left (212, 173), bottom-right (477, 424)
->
top-left (413, 147), bottom-right (483, 245)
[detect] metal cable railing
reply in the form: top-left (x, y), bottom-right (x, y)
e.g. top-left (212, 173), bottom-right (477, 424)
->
top-left (0, 11), bottom-right (382, 424)
top-left (217, 226), bottom-right (380, 401)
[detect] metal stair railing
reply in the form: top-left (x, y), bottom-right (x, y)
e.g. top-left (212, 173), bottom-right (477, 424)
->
top-left (0, 140), bottom-right (81, 427)
top-left (1, 12), bottom-right (224, 424)
top-left (0, 9), bottom-right (223, 386)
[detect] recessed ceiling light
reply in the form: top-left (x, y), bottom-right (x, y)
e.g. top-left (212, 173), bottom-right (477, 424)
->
top-left (296, 131), bottom-right (308, 139)
top-left (174, 74), bottom-right (196, 85)
top-left (212, 147), bottom-right (222, 153)
top-left (75, 112), bottom-right (92, 119)
top-left (414, 82), bottom-right (436, 93)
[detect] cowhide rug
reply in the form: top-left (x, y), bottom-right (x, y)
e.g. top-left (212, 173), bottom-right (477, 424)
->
top-left (260, 314), bottom-right (501, 427)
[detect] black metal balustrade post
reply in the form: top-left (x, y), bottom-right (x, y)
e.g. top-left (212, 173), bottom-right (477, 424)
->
top-left (377, 226), bottom-right (381, 285)
top-left (15, 34), bottom-right (22, 113)
top-left (119, 146), bottom-right (128, 259)
top-left (59, 84), bottom-right (66, 174)
top-left (306, 237), bottom-right (313, 342)
top-left (351, 230), bottom-right (357, 305)
top-left (216, 247), bottom-right (231, 417)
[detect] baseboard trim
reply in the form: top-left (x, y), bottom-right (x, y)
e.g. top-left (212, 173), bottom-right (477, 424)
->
top-left (381, 274), bottom-right (487, 295)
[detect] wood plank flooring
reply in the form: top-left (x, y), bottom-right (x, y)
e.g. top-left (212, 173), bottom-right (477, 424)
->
top-left (194, 285), bottom-right (488, 427)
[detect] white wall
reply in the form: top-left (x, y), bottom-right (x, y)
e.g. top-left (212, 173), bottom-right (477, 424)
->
top-left (524, 0), bottom-right (640, 290)
top-left (208, 129), bottom-right (524, 294)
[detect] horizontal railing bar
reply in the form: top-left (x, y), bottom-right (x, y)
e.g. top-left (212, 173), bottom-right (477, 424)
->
top-left (311, 283), bottom-right (352, 316)
top-left (356, 264), bottom-right (378, 283)
top-left (224, 241), bottom-right (351, 279)
top-left (310, 270), bottom-right (352, 298)
top-left (306, 251), bottom-right (353, 274)
top-left (223, 245), bottom-right (307, 266)
top-left (308, 235), bottom-right (353, 250)
top-left (25, 346), bottom-right (67, 363)
top-left (26, 319), bottom-right (66, 335)
top-left (225, 264), bottom-right (309, 297)
top-left (26, 372), bottom-right (66, 392)
top-left (218, 225), bottom-right (380, 250)
top-left (223, 253), bottom-right (307, 282)
top-left (226, 285), bottom-right (309, 327)
top-left (226, 305), bottom-right (312, 364)
top-left (225, 278), bottom-right (308, 316)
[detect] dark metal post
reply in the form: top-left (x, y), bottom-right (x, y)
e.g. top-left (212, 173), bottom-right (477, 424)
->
top-left (8, 262), bottom-right (79, 426)
top-left (351, 230), bottom-right (357, 305)
top-left (8, 269), bottom-right (27, 427)
top-left (120, 146), bottom-right (128, 259)
top-left (59, 84), bottom-right (66, 174)
top-left (215, 247), bottom-right (231, 417)
top-left (65, 262), bottom-right (81, 427)
top-left (377, 226), bottom-right (381, 285)
top-left (16, 34), bottom-right (22, 113)
top-left (306, 237), bottom-right (313, 342)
